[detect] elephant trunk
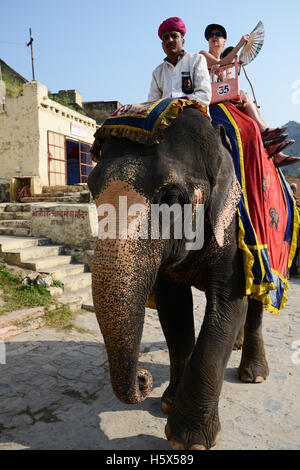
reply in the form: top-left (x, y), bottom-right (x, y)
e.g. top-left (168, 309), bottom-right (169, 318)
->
top-left (92, 238), bottom-right (163, 404)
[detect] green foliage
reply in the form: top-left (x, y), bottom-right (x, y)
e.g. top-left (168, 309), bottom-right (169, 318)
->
top-left (48, 93), bottom-right (88, 116)
top-left (0, 265), bottom-right (22, 287)
top-left (52, 279), bottom-right (64, 288)
top-left (2, 71), bottom-right (24, 97)
top-left (0, 264), bottom-right (52, 313)
top-left (44, 304), bottom-right (78, 331)
top-left (0, 264), bottom-right (80, 331)
top-left (48, 93), bottom-right (79, 112)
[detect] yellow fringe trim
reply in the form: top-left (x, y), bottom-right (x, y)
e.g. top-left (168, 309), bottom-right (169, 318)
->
top-left (237, 194), bottom-right (300, 315)
top-left (95, 99), bottom-right (300, 315)
top-left (287, 189), bottom-right (300, 270)
top-left (94, 99), bottom-right (209, 150)
top-left (218, 103), bottom-right (300, 314)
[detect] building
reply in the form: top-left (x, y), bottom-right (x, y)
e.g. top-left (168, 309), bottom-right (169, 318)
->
top-left (0, 79), bottom-right (97, 199)
top-left (0, 59), bottom-right (121, 201)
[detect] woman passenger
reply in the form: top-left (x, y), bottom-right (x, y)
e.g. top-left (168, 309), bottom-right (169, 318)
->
top-left (199, 24), bottom-right (293, 156)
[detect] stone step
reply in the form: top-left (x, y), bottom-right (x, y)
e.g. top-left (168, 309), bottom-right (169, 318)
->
top-left (3, 245), bottom-right (64, 265)
top-left (0, 306), bottom-right (45, 328)
top-left (42, 184), bottom-right (88, 194)
top-left (4, 204), bottom-right (32, 212)
top-left (0, 233), bottom-right (92, 312)
top-left (58, 287), bottom-right (92, 311)
top-left (0, 317), bottom-right (46, 340)
top-left (0, 211), bottom-right (32, 220)
top-left (20, 195), bottom-right (83, 203)
top-left (38, 192), bottom-right (65, 197)
top-left (0, 219), bottom-right (31, 228)
top-left (20, 196), bottom-right (63, 203)
top-left (23, 192), bottom-right (82, 198)
top-left (20, 192), bottom-right (91, 204)
top-left (0, 235), bottom-right (51, 252)
top-left (0, 227), bottom-right (30, 236)
top-left (81, 300), bottom-right (94, 312)
top-left (21, 255), bottom-right (72, 271)
top-left (47, 263), bottom-right (86, 281)
top-left (62, 272), bottom-right (91, 294)
top-left (39, 191), bottom-right (87, 198)
top-left (0, 307), bottom-right (45, 340)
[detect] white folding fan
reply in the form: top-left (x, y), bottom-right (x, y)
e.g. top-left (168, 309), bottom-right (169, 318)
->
top-left (239, 21), bottom-right (265, 65)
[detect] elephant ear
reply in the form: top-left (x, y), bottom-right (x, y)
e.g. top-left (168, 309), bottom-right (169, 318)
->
top-left (207, 125), bottom-right (242, 247)
top-left (218, 124), bottom-right (232, 154)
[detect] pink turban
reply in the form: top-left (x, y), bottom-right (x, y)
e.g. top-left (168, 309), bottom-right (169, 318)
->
top-left (158, 17), bottom-right (186, 39)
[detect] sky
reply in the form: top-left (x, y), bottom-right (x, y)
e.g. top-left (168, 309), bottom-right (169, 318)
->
top-left (0, 0), bottom-right (299, 127)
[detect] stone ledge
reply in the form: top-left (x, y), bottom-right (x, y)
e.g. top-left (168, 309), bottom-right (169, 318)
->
top-left (0, 317), bottom-right (46, 340)
top-left (30, 203), bottom-right (97, 248)
top-left (0, 306), bottom-right (45, 329)
top-left (0, 307), bottom-right (45, 340)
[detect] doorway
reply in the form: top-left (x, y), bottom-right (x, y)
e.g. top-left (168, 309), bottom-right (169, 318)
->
top-left (66, 139), bottom-right (80, 185)
top-left (48, 132), bottom-right (93, 186)
top-left (66, 138), bottom-right (93, 185)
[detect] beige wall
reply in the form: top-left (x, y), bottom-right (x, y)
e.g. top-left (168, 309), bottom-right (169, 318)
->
top-left (0, 81), bottom-right (40, 184)
top-left (37, 83), bottom-right (96, 187)
top-left (0, 81), bottom-right (97, 189)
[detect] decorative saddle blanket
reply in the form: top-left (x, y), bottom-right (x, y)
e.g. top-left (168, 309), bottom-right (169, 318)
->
top-left (210, 103), bottom-right (300, 314)
top-left (90, 98), bottom-right (208, 161)
top-left (91, 97), bottom-right (299, 313)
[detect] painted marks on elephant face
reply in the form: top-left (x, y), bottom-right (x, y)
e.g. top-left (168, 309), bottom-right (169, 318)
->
top-left (95, 179), bottom-right (150, 240)
top-left (213, 176), bottom-right (241, 247)
top-left (94, 178), bottom-right (205, 251)
top-left (193, 188), bottom-right (203, 205)
top-left (192, 188), bottom-right (203, 216)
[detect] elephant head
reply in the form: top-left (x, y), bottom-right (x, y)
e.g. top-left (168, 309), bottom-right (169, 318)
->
top-left (88, 107), bottom-right (241, 404)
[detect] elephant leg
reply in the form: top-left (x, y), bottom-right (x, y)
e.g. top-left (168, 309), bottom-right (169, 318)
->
top-left (233, 325), bottom-right (244, 350)
top-left (233, 297), bottom-right (248, 350)
top-left (165, 279), bottom-right (247, 449)
top-left (238, 298), bottom-right (269, 383)
top-left (165, 291), bottom-right (247, 450)
top-left (155, 272), bottom-right (195, 415)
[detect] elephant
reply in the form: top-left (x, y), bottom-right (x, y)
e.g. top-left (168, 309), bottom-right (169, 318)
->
top-left (87, 106), bottom-right (270, 450)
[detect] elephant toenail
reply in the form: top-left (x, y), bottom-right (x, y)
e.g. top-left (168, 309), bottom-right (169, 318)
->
top-left (241, 374), bottom-right (252, 382)
top-left (254, 376), bottom-right (264, 383)
top-left (212, 431), bottom-right (221, 447)
top-left (165, 424), bottom-right (171, 440)
top-left (170, 440), bottom-right (185, 450)
top-left (161, 401), bottom-right (170, 414)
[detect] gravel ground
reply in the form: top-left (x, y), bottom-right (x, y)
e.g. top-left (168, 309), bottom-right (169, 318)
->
top-left (0, 279), bottom-right (299, 450)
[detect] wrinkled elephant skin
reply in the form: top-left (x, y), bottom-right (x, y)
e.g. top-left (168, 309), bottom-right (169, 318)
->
top-left (88, 108), bottom-right (269, 449)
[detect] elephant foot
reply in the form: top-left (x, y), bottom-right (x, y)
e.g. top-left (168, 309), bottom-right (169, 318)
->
top-left (161, 385), bottom-right (177, 414)
top-left (165, 411), bottom-right (221, 450)
top-left (238, 357), bottom-right (269, 383)
top-left (233, 337), bottom-right (243, 350)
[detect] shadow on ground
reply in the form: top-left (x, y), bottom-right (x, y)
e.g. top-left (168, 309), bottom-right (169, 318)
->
top-left (0, 339), bottom-right (176, 450)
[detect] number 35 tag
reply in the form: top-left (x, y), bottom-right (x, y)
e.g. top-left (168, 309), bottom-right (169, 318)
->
top-left (217, 83), bottom-right (230, 96)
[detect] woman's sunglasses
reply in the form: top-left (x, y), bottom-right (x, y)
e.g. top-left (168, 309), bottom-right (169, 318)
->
top-left (208, 31), bottom-right (224, 38)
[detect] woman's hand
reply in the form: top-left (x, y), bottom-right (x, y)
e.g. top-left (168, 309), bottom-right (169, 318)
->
top-left (239, 34), bottom-right (250, 47)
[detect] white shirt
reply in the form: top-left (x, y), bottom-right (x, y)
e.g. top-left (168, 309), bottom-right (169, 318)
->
top-left (148, 51), bottom-right (212, 106)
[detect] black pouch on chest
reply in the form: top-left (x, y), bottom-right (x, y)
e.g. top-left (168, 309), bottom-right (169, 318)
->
top-left (181, 72), bottom-right (194, 94)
